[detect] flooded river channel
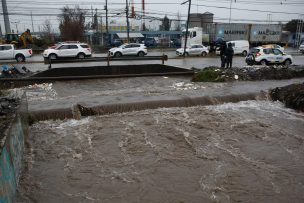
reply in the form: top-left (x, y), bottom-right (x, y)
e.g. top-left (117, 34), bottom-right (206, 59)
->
top-left (16, 102), bottom-right (304, 203)
top-left (15, 76), bottom-right (304, 203)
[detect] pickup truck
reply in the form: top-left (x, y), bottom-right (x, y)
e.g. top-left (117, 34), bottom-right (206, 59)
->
top-left (0, 44), bottom-right (32, 62)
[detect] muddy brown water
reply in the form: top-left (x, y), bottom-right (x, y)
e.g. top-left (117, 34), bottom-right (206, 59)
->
top-left (16, 101), bottom-right (304, 203)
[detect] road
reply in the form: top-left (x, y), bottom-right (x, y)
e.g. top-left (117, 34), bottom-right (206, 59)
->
top-left (1, 49), bottom-right (304, 72)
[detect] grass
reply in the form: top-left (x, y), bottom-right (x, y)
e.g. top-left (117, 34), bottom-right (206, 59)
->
top-left (192, 67), bottom-right (225, 82)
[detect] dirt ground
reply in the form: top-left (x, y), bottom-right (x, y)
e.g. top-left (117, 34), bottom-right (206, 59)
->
top-left (192, 65), bottom-right (304, 82)
top-left (270, 83), bottom-right (304, 112)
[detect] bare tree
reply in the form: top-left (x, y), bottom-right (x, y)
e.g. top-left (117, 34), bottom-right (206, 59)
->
top-left (42, 19), bottom-right (54, 44)
top-left (58, 6), bottom-right (86, 41)
top-left (175, 12), bottom-right (181, 31)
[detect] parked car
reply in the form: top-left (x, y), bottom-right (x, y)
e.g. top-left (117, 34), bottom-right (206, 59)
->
top-left (245, 47), bottom-right (293, 66)
top-left (111, 39), bottom-right (123, 47)
top-left (216, 40), bottom-right (249, 56)
top-left (108, 43), bottom-right (147, 57)
top-left (299, 43), bottom-right (304, 54)
top-left (143, 38), bottom-right (156, 47)
top-left (176, 44), bottom-right (209, 56)
top-left (0, 44), bottom-right (32, 62)
top-left (171, 38), bottom-right (181, 47)
top-left (262, 44), bottom-right (285, 52)
top-left (43, 42), bottom-right (92, 60)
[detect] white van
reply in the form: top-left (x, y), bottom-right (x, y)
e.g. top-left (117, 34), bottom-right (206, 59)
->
top-left (227, 40), bottom-right (249, 56)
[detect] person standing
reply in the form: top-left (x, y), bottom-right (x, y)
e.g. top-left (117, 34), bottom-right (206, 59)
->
top-left (219, 41), bottom-right (226, 68)
top-left (225, 42), bottom-right (234, 69)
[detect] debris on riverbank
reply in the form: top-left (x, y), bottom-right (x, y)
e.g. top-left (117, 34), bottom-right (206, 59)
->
top-left (192, 65), bottom-right (304, 82)
top-left (0, 90), bottom-right (20, 141)
top-left (270, 83), bottom-right (304, 112)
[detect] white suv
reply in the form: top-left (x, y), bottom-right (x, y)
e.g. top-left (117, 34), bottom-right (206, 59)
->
top-left (299, 43), bottom-right (304, 54)
top-left (245, 47), bottom-right (293, 66)
top-left (43, 42), bottom-right (92, 59)
top-left (108, 43), bottom-right (147, 57)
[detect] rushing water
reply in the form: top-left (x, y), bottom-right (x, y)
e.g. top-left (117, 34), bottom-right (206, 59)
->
top-left (16, 101), bottom-right (304, 203)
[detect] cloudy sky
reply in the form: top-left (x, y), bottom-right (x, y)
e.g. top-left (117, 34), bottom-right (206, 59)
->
top-left (1, 0), bottom-right (303, 34)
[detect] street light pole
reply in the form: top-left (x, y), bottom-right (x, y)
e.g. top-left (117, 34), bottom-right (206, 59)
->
top-left (182, 0), bottom-right (191, 57)
top-left (105, 0), bottom-right (109, 46)
top-left (126, 0), bottom-right (130, 43)
top-left (229, 0), bottom-right (232, 24)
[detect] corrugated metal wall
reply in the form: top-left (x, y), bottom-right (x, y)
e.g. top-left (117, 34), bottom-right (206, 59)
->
top-left (205, 23), bottom-right (282, 43)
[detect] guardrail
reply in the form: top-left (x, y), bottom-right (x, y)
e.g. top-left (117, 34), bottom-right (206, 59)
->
top-left (44, 55), bottom-right (169, 69)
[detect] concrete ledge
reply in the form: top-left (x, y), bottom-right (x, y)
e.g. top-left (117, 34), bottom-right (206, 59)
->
top-left (0, 94), bottom-right (28, 203)
top-left (28, 92), bottom-right (268, 123)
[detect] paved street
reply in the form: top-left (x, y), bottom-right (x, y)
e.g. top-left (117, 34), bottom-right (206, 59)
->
top-left (2, 49), bottom-right (304, 73)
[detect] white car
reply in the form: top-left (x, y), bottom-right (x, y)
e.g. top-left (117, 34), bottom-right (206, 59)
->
top-left (43, 42), bottom-right (92, 59)
top-left (245, 47), bottom-right (293, 66)
top-left (0, 44), bottom-right (32, 62)
top-left (261, 44), bottom-right (285, 52)
top-left (108, 43), bottom-right (147, 57)
top-left (176, 44), bottom-right (209, 56)
top-left (299, 43), bottom-right (304, 54)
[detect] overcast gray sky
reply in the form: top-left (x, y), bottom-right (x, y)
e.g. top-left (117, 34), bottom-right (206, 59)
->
top-left (1, 0), bottom-right (304, 34)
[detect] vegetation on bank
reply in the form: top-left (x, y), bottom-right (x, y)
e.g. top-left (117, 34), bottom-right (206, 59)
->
top-left (270, 83), bottom-right (304, 112)
top-left (192, 65), bottom-right (304, 82)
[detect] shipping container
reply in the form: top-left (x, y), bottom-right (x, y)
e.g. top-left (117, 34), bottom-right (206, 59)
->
top-left (206, 23), bottom-right (250, 41)
top-left (250, 24), bottom-right (282, 43)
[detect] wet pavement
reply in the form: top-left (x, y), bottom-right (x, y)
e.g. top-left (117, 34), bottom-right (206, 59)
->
top-left (2, 50), bottom-right (304, 73)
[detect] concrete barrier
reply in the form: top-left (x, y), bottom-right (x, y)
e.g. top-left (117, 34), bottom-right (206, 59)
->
top-left (0, 94), bottom-right (28, 203)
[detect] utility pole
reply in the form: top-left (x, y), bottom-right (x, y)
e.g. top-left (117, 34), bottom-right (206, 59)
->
top-left (31, 12), bottom-right (35, 33)
top-left (142, 0), bottom-right (145, 31)
top-left (1, 0), bottom-right (11, 34)
top-left (182, 0), bottom-right (191, 57)
top-left (100, 15), bottom-right (103, 47)
top-left (229, 0), bottom-right (236, 24)
top-left (105, 0), bottom-right (109, 46)
top-left (126, 0), bottom-right (130, 43)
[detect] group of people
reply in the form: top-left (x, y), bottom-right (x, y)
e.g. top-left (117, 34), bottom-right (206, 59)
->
top-left (219, 41), bottom-right (234, 69)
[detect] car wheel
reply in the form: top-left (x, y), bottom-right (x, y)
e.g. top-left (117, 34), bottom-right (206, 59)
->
top-left (77, 53), bottom-right (85, 59)
top-left (15, 54), bottom-right (25, 62)
top-left (49, 54), bottom-right (57, 60)
top-left (114, 52), bottom-right (122, 57)
top-left (201, 51), bottom-right (207, 57)
top-left (284, 59), bottom-right (291, 66)
top-left (137, 51), bottom-right (145, 57)
top-left (242, 50), bottom-right (247, 56)
top-left (260, 60), bottom-right (267, 66)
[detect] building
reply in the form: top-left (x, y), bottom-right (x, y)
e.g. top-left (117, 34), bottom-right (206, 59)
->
top-left (189, 12), bottom-right (214, 33)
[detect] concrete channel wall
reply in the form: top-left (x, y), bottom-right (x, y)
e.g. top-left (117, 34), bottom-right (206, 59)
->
top-left (0, 95), bottom-right (28, 203)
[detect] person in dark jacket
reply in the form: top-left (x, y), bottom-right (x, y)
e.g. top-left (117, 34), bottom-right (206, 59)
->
top-left (219, 41), bottom-right (226, 68)
top-left (225, 43), bottom-right (234, 69)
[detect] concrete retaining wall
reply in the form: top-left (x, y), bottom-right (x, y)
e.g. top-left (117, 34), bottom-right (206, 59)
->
top-left (0, 95), bottom-right (28, 203)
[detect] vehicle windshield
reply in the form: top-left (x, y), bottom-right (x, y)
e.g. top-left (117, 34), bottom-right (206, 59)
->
top-left (249, 48), bottom-right (260, 54)
top-left (54, 44), bottom-right (62, 49)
